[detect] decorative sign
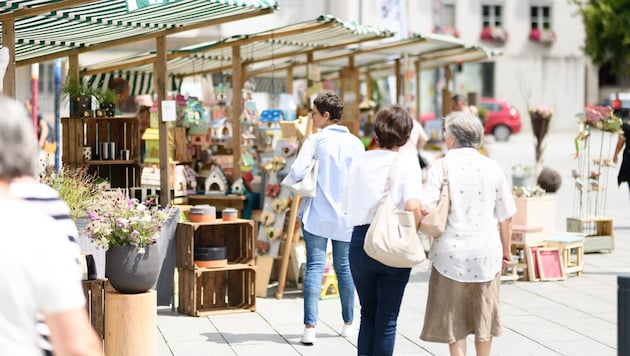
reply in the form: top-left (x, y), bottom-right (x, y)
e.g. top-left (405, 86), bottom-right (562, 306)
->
top-left (127, 0), bottom-right (171, 12)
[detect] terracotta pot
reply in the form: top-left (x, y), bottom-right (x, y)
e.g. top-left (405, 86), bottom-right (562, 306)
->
top-left (105, 244), bottom-right (160, 294)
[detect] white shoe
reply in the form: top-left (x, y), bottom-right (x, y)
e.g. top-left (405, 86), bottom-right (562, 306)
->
top-left (301, 327), bottom-right (316, 345)
top-left (341, 323), bottom-right (356, 338)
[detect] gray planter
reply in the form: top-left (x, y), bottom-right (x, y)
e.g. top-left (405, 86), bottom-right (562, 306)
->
top-left (106, 244), bottom-right (160, 294)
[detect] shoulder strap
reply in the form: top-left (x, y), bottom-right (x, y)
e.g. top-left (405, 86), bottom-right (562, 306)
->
top-left (383, 152), bottom-right (400, 196)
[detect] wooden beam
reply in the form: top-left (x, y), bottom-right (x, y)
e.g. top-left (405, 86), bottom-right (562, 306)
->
top-left (415, 60), bottom-right (421, 117)
top-left (0, 0), bottom-right (102, 21)
top-left (17, 9), bottom-right (274, 66)
top-left (155, 35), bottom-right (170, 208)
top-left (2, 18), bottom-right (16, 97)
top-left (231, 45), bottom-right (242, 181)
top-left (395, 59), bottom-right (401, 105)
top-left (286, 65), bottom-right (294, 94)
top-left (306, 52), bottom-right (314, 89)
top-left (68, 55), bottom-right (80, 83)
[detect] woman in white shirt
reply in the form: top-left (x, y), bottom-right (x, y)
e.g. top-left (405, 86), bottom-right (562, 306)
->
top-left (343, 105), bottom-right (423, 356)
top-left (289, 92), bottom-right (365, 345)
top-left (420, 111), bottom-right (515, 356)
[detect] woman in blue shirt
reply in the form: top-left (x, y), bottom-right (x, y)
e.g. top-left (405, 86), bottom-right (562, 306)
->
top-left (289, 92), bottom-right (365, 345)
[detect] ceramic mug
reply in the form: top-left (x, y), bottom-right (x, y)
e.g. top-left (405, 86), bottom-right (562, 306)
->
top-left (83, 146), bottom-right (92, 161)
top-left (120, 149), bottom-right (130, 160)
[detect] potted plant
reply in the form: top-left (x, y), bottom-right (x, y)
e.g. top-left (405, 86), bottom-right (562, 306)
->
top-left (480, 26), bottom-right (508, 44)
top-left (529, 28), bottom-right (556, 46)
top-left (95, 89), bottom-right (117, 117)
top-left (40, 165), bottom-right (105, 221)
top-left (85, 190), bottom-right (166, 294)
top-left (62, 79), bottom-right (94, 117)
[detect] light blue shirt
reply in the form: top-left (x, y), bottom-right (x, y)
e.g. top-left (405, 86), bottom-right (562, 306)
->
top-left (289, 124), bottom-right (365, 242)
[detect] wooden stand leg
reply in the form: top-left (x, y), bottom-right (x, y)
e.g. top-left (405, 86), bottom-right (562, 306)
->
top-left (275, 195), bottom-right (301, 299)
top-left (105, 290), bottom-right (156, 356)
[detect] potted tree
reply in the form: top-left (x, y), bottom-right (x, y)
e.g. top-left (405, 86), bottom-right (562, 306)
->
top-left (62, 79), bottom-right (94, 117)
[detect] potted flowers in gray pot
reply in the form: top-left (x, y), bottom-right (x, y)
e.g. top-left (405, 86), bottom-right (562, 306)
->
top-left (86, 191), bottom-right (166, 294)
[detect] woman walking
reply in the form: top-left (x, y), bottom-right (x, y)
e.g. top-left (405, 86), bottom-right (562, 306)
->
top-left (420, 111), bottom-right (515, 356)
top-left (343, 105), bottom-right (423, 355)
top-left (288, 92), bottom-right (365, 344)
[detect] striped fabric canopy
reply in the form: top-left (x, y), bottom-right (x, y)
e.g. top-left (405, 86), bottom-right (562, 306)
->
top-left (80, 15), bottom-right (395, 81)
top-left (0, 0), bottom-right (278, 65)
top-left (85, 70), bottom-right (182, 96)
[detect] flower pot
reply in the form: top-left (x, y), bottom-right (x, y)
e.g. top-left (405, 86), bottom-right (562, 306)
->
top-left (70, 95), bottom-right (92, 117)
top-left (105, 244), bottom-right (160, 294)
top-left (102, 103), bottom-right (116, 117)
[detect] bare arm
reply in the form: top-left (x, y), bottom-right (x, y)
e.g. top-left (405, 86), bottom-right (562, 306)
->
top-left (405, 198), bottom-right (422, 230)
top-left (46, 308), bottom-right (102, 356)
top-left (499, 217), bottom-right (512, 269)
top-left (416, 124), bottom-right (429, 151)
top-left (38, 119), bottom-right (48, 148)
top-left (613, 135), bottom-right (625, 164)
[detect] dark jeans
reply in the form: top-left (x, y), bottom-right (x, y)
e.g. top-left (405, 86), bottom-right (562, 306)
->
top-left (349, 225), bottom-right (411, 356)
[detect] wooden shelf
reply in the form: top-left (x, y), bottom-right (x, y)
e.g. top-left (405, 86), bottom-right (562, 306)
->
top-left (193, 263), bottom-right (254, 273)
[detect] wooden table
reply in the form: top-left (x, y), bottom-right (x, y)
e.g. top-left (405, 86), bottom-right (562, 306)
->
top-left (186, 194), bottom-right (248, 217)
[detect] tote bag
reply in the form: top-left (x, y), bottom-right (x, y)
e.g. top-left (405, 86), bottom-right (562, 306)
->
top-left (419, 159), bottom-right (450, 237)
top-left (281, 137), bottom-right (318, 197)
top-left (364, 153), bottom-right (426, 268)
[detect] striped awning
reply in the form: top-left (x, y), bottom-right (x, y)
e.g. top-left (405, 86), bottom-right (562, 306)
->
top-left (80, 14), bottom-right (395, 82)
top-left (247, 32), bottom-right (501, 80)
top-left (0, 0), bottom-right (279, 65)
top-left (85, 70), bottom-right (182, 96)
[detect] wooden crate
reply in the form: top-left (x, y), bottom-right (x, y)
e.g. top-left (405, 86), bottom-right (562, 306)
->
top-left (513, 196), bottom-right (556, 236)
top-left (566, 217), bottom-right (614, 253)
top-left (82, 279), bottom-right (108, 339)
top-left (512, 225), bottom-right (545, 245)
top-left (177, 267), bottom-right (256, 316)
top-left (176, 220), bottom-right (255, 269)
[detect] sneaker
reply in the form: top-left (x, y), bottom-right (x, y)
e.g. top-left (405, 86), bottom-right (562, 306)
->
top-left (301, 327), bottom-right (316, 345)
top-left (341, 323), bottom-right (356, 338)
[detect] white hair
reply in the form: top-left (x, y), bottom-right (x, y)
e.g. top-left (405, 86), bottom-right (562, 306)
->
top-left (0, 96), bottom-right (39, 178)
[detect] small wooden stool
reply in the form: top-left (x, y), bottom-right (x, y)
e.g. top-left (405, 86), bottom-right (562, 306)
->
top-left (512, 225), bottom-right (545, 245)
top-left (545, 233), bottom-right (585, 276)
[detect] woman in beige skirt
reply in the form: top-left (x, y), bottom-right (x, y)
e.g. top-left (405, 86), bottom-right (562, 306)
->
top-left (419, 111), bottom-right (515, 356)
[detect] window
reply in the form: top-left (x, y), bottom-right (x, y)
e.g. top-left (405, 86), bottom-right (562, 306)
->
top-left (530, 5), bottom-right (552, 30)
top-left (482, 5), bottom-right (503, 27)
top-left (442, 3), bottom-right (455, 28)
top-left (37, 63), bottom-right (56, 94)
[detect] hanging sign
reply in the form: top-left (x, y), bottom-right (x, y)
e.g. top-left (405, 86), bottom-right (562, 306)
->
top-left (127, 0), bottom-right (172, 12)
top-left (161, 100), bottom-right (177, 122)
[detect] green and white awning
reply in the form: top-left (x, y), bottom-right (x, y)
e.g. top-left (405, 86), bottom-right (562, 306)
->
top-left (80, 14), bottom-right (395, 82)
top-left (0, 0), bottom-right (278, 65)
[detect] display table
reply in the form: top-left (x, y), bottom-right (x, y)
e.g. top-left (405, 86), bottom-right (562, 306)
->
top-left (187, 194), bottom-right (248, 217)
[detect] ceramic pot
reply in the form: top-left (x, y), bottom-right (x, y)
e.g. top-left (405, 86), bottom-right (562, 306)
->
top-left (105, 244), bottom-right (160, 294)
top-left (70, 95), bottom-right (92, 117)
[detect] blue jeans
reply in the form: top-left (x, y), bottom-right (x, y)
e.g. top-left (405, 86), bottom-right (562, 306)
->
top-left (302, 224), bottom-right (355, 326)
top-left (349, 225), bottom-right (411, 356)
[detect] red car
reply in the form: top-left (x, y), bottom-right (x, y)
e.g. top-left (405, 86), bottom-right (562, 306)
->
top-left (419, 97), bottom-right (521, 141)
top-left (478, 97), bottom-right (521, 141)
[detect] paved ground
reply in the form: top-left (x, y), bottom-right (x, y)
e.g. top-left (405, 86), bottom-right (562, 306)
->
top-left (155, 131), bottom-right (628, 355)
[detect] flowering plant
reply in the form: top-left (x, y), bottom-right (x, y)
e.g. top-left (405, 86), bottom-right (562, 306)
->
top-left (86, 190), bottom-right (166, 250)
top-left (480, 26), bottom-right (508, 44)
top-left (582, 105), bottom-right (622, 132)
top-left (41, 165), bottom-right (107, 220)
top-left (529, 28), bottom-right (555, 45)
top-left (529, 105), bottom-right (553, 120)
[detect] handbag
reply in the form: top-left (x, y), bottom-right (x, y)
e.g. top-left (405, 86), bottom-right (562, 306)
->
top-left (281, 137), bottom-right (319, 197)
top-left (364, 153), bottom-right (426, 268)
top-left (419, 159), bottom-right (450, 237)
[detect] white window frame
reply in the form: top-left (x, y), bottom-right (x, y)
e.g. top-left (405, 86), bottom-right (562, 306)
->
top-left (530, 5), bottom-right (552, 30)
top-left (482, 4), bottom-right (503, 28)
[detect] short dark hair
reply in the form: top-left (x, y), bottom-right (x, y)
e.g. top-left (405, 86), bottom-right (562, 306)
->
top-left (108, 78), bottom-right (129, 95)
top-left (313, 92), bottom-right (343, 122)
top-left (373, 105), bottom-right (412, 149)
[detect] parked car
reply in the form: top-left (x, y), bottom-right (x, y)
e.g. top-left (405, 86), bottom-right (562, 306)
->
top-left (419, 97), bottom-right (521, 141)
top-left (478, 97), bottom-right (522, 141)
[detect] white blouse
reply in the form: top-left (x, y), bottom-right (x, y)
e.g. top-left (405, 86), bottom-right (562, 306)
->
top-left (343, 150), bottom-right (423, 227)
top-left (423, 148), bottom-right (516, 283)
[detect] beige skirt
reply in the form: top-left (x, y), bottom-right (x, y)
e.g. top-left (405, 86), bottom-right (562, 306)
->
top-left (420, 267), bottom-right (502, 343)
